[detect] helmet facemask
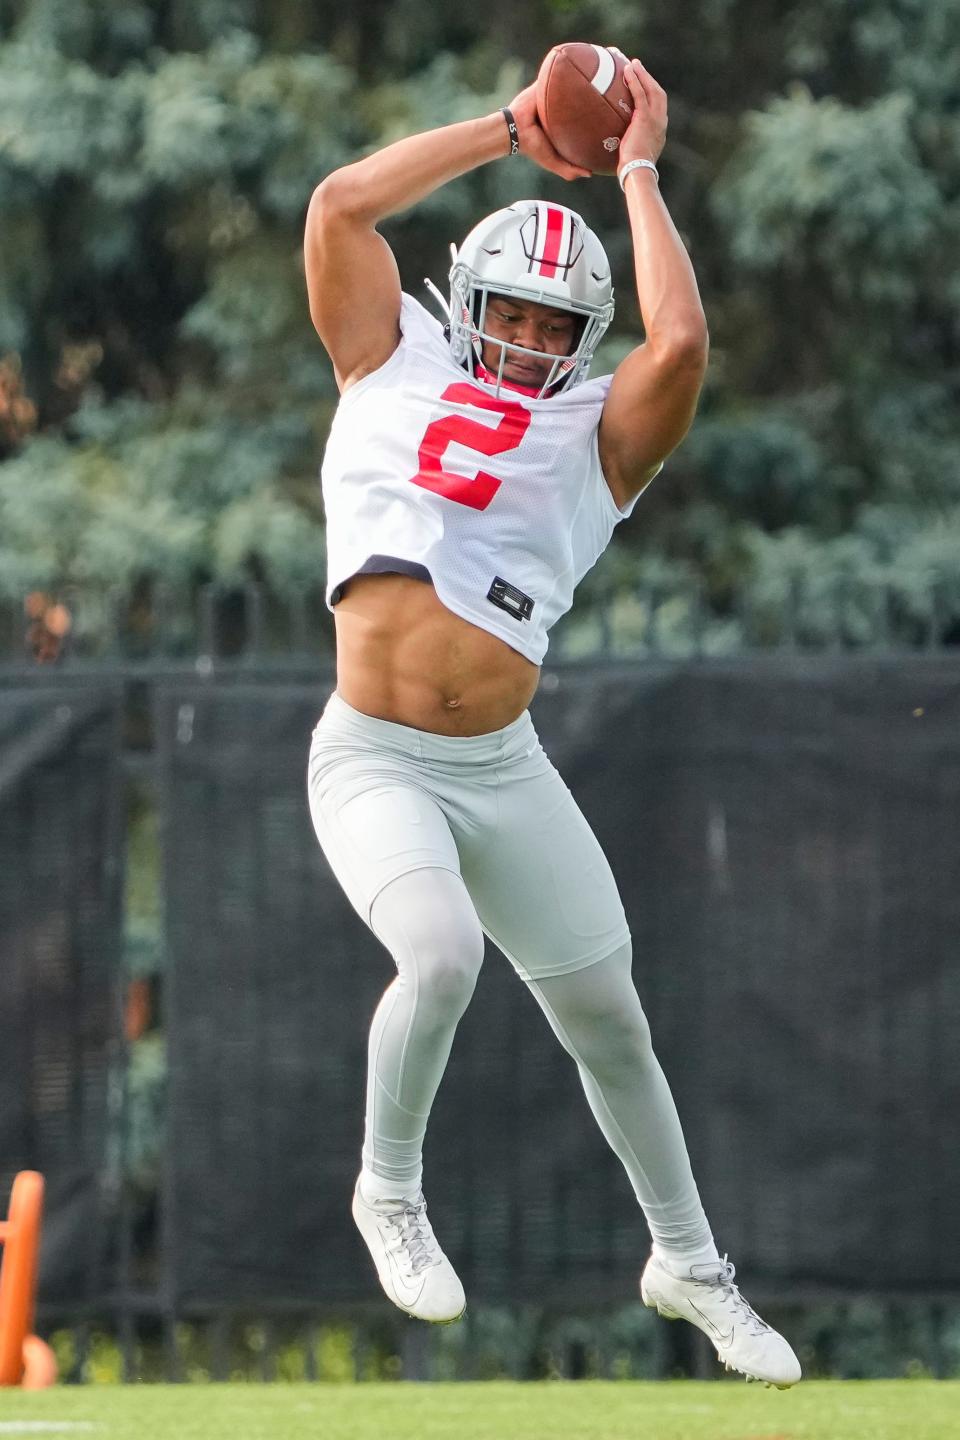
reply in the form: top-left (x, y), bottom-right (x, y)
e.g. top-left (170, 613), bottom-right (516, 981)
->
top-left (431, 201), bottom-right (615, 400)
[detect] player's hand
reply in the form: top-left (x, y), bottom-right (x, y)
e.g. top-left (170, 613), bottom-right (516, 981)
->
top-left (506, 83), bottom-right (592, 181)
top-left (619, 59), bottom-right (667, 168)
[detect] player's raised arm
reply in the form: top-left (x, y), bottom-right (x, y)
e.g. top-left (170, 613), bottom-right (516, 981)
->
top-left (597, 60), bottom-right (709, 509)
top-left (304, 89), bottom-right (588, 393)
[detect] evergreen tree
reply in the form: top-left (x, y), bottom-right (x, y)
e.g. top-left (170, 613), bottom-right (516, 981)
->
top-left (0, 0), bottom-right (957, 648)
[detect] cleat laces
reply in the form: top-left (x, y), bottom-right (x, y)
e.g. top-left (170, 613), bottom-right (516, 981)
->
top-left (691, 1256), bottom-right (771, 1338)
top-left (381, 1197), bottom-right (440, 1276)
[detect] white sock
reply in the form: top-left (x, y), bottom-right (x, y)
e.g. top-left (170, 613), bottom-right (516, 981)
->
top-left (359, 1167), bottom-right (421, 1205)
top-left (653, 1240), bottom-right (723, 1279)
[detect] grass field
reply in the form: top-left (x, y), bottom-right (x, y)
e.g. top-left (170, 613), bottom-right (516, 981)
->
top-left (0, 1381), bottom-right (958, 1440)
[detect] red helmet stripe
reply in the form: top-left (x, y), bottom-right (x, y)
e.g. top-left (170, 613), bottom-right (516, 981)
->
top-left (538, 205), bottom-right (565, 278)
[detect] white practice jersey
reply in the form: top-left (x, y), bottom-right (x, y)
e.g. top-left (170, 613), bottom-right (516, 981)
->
top-left (322, 293), bottom-right (642, 665)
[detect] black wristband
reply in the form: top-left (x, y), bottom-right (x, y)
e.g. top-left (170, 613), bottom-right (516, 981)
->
top-left (501, 106), bottom-right (520, 156)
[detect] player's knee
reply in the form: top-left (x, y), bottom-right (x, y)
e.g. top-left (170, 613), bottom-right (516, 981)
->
top-left (577, 1002), bottom-right (655, 1078)
top-left (610, 1006), bottom-right (655, 1068)
top-left (373, 869), bottom-right (484, 1007)
top-left (411, 913), bottom-right (484, 1016)
top-left (421, 947), bottom-right (483, 1014)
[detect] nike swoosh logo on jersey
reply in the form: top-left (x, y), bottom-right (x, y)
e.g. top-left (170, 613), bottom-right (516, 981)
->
top-left (690, 1301), bottom-right (735, 1347)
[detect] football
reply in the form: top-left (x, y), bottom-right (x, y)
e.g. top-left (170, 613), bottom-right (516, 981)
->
top-left (535, 43), bottom-right (634, 175)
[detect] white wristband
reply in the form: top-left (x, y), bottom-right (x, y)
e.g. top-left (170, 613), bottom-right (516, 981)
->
top-left (618, 158), bottom-right (659, 191)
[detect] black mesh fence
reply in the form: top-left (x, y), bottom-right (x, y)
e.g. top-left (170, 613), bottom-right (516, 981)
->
top-left (157, 657), bottom-right (960, 1312)
top-left (0, 682), bottom-right (124, 1307)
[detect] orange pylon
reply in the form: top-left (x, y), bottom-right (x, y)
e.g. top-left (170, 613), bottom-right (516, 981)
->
top-left (0, 1171), bottom-right (57, 1387)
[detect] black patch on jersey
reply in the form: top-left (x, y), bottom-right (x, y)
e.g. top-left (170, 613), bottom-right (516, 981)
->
top-left (487, 576), bottom-right (534, 623)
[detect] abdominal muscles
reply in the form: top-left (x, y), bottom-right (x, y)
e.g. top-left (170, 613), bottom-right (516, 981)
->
top-left (333, 572), bottom-right (540, 736)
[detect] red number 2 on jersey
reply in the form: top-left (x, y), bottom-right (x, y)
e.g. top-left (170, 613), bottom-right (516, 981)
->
top-left (410, 383), bottom-right (531, 511)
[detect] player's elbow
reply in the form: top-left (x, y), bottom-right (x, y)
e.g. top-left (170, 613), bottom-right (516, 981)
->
top-left (656, 319), bottom-right (709, 379)
top-left (308, 170), bottom-right (368, 230)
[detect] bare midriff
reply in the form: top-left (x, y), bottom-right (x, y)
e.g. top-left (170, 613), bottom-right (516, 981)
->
top-left (333, 572), bottom-right (540, 736)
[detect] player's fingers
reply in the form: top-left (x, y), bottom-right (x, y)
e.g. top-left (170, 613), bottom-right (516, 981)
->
top-left (630, 58), bottom-right (667, 111)
top-left (536, 152), bottom-right (588, 181)
top-left (631, 58), bottom-right (665, 92)
top-left (623, 69), bottom-right (655, 120)
top-left (558, 159), bottom-right (592, 181)
top-left (622, 62), bottom-right (649, 104)
top-left (535, 132), bottom-right (591, 180)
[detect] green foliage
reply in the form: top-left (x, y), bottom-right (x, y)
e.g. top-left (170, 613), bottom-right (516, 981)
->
top-left (36, 1305), bottom-right (960, 1386)
top-left (0, 0), bottom-right (957, 647)
top-left (717, 91), bottom-right (938, 298)
top-left (0, 5), bottom-right (360, 603)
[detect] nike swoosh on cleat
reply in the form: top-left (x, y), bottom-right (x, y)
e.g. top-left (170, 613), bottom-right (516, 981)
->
top-left (384, 1247), bottom-right (425, 1306)
top-left (690, 1301), bottom-right (735, 1347)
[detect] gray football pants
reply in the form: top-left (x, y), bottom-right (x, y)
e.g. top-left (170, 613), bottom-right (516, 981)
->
top-left (307, 692), bottom-right (715, 1260)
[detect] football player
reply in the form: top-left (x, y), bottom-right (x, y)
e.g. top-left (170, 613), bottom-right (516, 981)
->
top-left (304, 58), bottom-right (800, 1388)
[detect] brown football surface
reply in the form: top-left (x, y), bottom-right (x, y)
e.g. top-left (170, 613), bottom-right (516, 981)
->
top-left (535, 43), bottom-right (633, 175)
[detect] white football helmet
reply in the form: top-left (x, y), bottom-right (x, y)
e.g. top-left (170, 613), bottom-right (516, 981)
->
top-left (427, 200), bottom-right (615, 398)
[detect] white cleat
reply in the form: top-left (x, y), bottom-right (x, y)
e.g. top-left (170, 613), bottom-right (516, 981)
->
top-left (351, 1179), bottom-right (466, 1324)
top-left (640, 1253), bottom-right (802, 1389)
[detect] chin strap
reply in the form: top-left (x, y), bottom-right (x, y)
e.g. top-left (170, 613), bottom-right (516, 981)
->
top-left (426, 275), bottom-right (570, 397)
top-left (474, 363), bottom-right (545, 398)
